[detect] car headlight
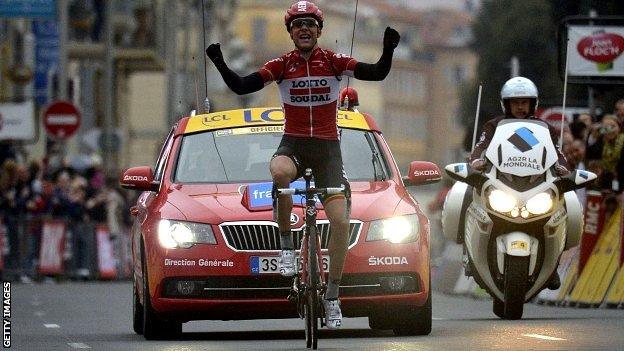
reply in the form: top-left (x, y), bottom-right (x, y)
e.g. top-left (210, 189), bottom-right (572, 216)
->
top-left (525, 191), bottom-right (554, 215)
top-left (487, 188), bottom-right (517, 213)
top-left (367, 214), bottom-right (420, 243)
top-left (158, 220), bottom-right (217, 249)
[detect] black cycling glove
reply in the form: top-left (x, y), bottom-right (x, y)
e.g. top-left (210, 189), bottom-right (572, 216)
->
top-left (383, 27), bottom-right (400, 50)
top-left (205, 42), bottom-right (264, 95)
top-left (206, 43), bottom-right (224, 65)
top-left (353, 27), bottom-right (400, 81)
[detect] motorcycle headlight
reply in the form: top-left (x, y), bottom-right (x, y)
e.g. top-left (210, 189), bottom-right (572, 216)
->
top-left (487, 188), bottom-right (517, 213)
top-left (525, 191), bottom-right (554, 215)
top-left (367, 214), bottom-right (420, 244)
top-left (158, 220), bottom-right (217, 249)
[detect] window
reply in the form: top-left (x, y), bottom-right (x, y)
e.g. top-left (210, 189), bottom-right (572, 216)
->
top-left (173, 128), bottom-right (389, 183)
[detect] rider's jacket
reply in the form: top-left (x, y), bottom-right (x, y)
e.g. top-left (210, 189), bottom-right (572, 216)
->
top-left (469, 115), bottom-right (568, 167)
top-left (259, 47), bottom-right (358, 140)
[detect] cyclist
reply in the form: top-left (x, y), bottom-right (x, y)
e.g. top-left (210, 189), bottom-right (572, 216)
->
top-left (205, 0), bottom-right (400, 329)
top-left (469, 76), bottom-right (569, 176)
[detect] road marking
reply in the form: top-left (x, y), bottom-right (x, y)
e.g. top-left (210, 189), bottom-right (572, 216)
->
top-left (44, 324), bottom-right (60, 328)
top-left (31, 300), bottom-right (42, 306)
top-left (34, 311), bottom-right (45, 317)
top-left (523, 333), bottom-right (566, 341)
top-left (68, 343), bottom-right (91, 349)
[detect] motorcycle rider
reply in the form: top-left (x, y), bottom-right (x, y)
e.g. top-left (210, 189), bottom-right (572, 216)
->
top-left (469, 77), bottom-right (569, 176)
top-left (205, 1), bottom-right (400, 329)
top-left (468, 76), bottom-right (567, 290)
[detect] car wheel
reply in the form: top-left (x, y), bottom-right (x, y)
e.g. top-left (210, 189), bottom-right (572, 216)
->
top-left (141, 241), bottom-right (182, 340)
top-left (391, 289), bottom-right (432, 336)
top-left (368, 314), bottom-right (392, 330)
top-left (132, 275), bottom-right (144, 335)
top-left (392, 271), bottom-right (432, 336)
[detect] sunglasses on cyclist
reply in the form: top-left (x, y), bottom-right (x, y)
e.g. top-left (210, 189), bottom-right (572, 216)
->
top-left (290, 17), bottom-right (319, 30)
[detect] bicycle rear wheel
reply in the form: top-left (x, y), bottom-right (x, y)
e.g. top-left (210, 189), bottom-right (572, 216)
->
top-left (305, 226), bottom-right (320, 349)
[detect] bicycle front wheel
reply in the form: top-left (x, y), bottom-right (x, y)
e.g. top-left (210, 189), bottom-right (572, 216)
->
top-left (305, 226), bottom-right (320, 349)
top-left (304, 288), bottom-right (319, 349)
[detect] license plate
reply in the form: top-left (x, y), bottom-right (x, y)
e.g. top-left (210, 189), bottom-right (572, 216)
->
top-left (250, 255), bottom-right (330, 275)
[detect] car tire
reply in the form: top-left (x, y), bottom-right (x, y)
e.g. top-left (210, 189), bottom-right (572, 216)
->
top-left (368, 314), bottom-right (392, 330)
top-left (391, 289), bottom-right (432, 336)
top-left (133, 276), bottom-right (144, 335)
top-left (141, 241), bottom-right (182, 340)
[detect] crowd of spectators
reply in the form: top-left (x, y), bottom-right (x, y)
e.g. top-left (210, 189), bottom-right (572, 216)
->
top-left (562, 98), bottom-right (624, 214)
top-left (0, 152), bottom-right (134, 282)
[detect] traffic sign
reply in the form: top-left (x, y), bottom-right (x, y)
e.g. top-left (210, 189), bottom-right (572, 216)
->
top-left (43, 101), bottom-right (81, 140)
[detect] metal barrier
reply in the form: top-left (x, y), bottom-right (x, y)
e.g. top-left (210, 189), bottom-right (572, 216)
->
top-left (0, 215), bottom-right (132, 282)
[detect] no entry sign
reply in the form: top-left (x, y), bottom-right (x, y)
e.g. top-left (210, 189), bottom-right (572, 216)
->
top-left (43, 101), bottom-right (81, 139)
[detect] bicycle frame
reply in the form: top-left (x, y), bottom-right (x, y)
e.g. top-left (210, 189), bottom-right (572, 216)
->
top-left (273, 168), bottom-right (348, 349)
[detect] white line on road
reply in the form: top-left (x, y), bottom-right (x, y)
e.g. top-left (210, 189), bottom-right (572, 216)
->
top-left (44, 324), bottom-right (60, 328)
top-left (34, 311), bottom-right (45, 317)
top-left (523, 333), bottom-right (566, 341)
top-left (68, 343), bottom-right (91, 349)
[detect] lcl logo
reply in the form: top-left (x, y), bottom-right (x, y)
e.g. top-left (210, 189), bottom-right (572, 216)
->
top-left (290, 213), bottom-right (300, 225)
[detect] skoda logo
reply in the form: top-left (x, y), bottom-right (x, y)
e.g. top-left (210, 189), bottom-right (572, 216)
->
top-left (290, 213), bottom-right (300, 225)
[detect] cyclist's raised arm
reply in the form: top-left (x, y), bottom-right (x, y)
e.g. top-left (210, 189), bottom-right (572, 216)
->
top-left (353, 27), bottom-right (400, 81)
top-left (205, 43), bottom-right (264, 95)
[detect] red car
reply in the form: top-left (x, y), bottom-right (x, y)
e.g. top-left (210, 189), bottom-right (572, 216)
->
top-left (121, 107), bottom-right (441, 339)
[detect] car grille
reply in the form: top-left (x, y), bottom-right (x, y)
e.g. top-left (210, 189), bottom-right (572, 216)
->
top-left (162, 273), bottom-right (421, 299)
top-left (219, 220), bottom-right (362, 251)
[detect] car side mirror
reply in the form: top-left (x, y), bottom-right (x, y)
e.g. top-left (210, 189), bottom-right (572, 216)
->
top-left (120, 166), bottom-right (159, 192)
top-left (402, 161), bottom-right (442, 186)
top-left (554, 169), bottom-right (597, 193)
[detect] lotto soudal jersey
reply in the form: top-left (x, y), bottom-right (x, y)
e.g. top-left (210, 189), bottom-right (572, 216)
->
top-left (259, 47), bottom-right (358, 140)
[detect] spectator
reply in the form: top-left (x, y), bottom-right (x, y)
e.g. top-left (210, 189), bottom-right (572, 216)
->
top-left (586, 114), bottom-right (624, 192)
top-left (614, 98), bottom-right (624, 125)
top-left (563, 139), bottom-right (587, 204)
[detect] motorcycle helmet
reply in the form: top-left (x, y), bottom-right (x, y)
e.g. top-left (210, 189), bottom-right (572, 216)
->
top-left (284, 1), bottom-right (324, 32)
top-left (500, 76), bottom-right (538, 116)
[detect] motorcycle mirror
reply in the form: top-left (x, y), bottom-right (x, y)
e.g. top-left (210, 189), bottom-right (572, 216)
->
top-left (554, 169), bottom-right (597, 193)
top-left (444, 163), bottom-right (486, 189)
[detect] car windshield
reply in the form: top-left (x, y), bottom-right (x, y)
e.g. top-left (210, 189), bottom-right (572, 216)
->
top-left (174, 127), bottom-right (390, 183)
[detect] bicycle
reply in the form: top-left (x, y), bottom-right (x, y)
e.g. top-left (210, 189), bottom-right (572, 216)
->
top-left (273, 168), bottom-right (350, 349)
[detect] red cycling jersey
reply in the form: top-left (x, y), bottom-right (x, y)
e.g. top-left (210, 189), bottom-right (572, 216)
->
top-left (259, 47), bottom-right (358, 140)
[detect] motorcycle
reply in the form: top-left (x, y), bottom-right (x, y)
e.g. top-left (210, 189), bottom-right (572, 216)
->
top-left (441, 119), bottom-right (595, 319)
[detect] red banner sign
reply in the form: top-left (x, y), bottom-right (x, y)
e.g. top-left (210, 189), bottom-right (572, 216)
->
top-left (38, 220), bottom-right (66, 275)
top-left (579, 191), bottom-right (605, 274)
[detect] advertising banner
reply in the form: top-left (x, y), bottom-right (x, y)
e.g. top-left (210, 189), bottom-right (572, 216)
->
top-left (38, 220), bottom-right (66, 275)
top-left (95, 225), bottom-right (117, 280)
top-left (0, 100), bottom-right (36, 141)
top-left (579, 191), bottom-right (605, 274)
top-left (567, 25), bottom-right (624, 77)
top-left (33, 20), bottom-right (59, 106)
top-left (0, 0), bottom-right (56, 19)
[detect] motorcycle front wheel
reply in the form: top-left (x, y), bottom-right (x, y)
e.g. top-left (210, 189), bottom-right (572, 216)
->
top-left (501, 255), bottom-right (529, 320)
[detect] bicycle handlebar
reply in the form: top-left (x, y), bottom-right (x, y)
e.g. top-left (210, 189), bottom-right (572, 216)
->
top-left (276, 187), bottom-right (345, 196)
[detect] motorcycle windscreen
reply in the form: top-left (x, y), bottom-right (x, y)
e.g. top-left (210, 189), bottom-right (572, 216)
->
top-left (485, 120), bottom-right (558, 177)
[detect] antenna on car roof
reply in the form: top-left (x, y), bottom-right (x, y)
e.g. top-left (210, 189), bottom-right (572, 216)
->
top-left (345, 0), bottom-right (359, 93)
top-left (201, 0), bottom-right (210, 113)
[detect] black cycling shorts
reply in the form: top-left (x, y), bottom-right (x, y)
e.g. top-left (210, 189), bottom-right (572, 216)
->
top-left (272, 135), bottom-right (349, 201)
